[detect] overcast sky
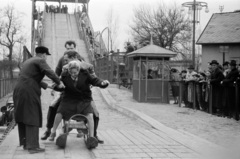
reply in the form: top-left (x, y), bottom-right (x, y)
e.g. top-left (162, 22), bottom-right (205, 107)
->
top-left (1, 0), bottom-right (240, 51)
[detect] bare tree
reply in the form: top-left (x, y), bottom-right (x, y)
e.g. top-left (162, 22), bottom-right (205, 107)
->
top-left (105, 7), bottom-right (120, 51)
top-left (0, 3), bottom-right (25, 78)
top-left (130, 3), bottom-right (192, 55)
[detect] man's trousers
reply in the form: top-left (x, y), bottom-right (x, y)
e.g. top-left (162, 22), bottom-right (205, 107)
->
top-left (18, 122), bottom-right (39, 149)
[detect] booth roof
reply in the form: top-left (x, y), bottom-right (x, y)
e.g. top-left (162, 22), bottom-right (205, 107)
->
top-left (127, 44), bottom-right (177, 58)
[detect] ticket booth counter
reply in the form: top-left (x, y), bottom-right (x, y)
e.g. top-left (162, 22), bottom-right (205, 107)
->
top-left (127, 44), bottom-right (177, 103)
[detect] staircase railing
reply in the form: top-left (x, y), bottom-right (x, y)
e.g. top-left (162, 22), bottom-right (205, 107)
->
top-left (74, 12), bottom-right (95, 64)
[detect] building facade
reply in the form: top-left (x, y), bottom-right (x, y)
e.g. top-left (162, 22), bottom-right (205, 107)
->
top-left (197, 11), bottom-right (240, 71)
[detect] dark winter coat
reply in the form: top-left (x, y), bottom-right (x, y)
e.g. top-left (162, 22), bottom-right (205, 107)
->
top-left (13, 56), bottom-right (60, 127)
top-left (57, 70), bottom-right (108, 119)
top-left (222, 68), bottom-right (239, 108)
top-left (210, 68), bottom-right (224, 108)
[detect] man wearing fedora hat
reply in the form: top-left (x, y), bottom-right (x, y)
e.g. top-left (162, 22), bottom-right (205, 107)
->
top-left (221, 60), bottom-right (239, 117)
top-left (209, 60), bottom-right (224, 114)
top-left (13, 46), bottom-right (65, 154)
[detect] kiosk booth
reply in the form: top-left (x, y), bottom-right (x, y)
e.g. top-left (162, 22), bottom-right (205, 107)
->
top-left (127, 44), bottom-right (177, 103)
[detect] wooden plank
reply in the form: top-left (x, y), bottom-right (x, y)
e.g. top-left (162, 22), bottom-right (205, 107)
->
top-left (141, 130), bottom-right (174, 145)
top-left (118, 130), bottom-right (142, 145)
top-left (105, 130), bottom-right (126, 145)
top-left (111, 130), bottom-right (134, 145)
top-left (131, 130), bottom-right (159, 145)
top-left (98, 131), bottom-right (118, 146)
top-left (151, 129), bottom-right (179, 145)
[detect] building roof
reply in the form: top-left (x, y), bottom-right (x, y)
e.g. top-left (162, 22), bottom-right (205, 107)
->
top-left (127, 44), bottom-right (177, 58)
top-left (197, 11), bottom-right (240, 44)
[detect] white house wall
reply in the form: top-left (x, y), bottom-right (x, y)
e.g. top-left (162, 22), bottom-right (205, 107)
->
top-left (201, 44), bottom-right (240, 71)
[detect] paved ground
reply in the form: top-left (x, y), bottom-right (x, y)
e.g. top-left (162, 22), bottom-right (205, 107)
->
top-left (104, 85), bottom-right (240, 156)
top-left (1, 84), bottom-right (239, 159)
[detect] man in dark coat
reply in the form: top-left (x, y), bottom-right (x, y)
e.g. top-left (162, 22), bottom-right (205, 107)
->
top-left (209, 60), bottom-right (225, 114)
top-left (13, 46), bottom-right (64, 154)
top-left (41, 41), bottom-right (104, 143)
top-left (221, 60), bottom-right (239, 117)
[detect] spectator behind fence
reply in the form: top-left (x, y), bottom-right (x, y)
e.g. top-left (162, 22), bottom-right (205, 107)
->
top-left (180, 70), bottom-right (188, 106)
top-left (223, 61), bottom-right (230, 77)
top-left (170, 68), bottom-right (180, 104)
top-left (194, 72), bottom-right (208, 111)
top-left (221, 60), bottom-right (239, 117)
top-left (45, 3), bottom-right (49, 13)
top-left (238, 64), bottom-right (240, 74)
top-left (209, 60), bottom-right (224, 114)
top-left (82, 4), bottom-right (87, 13)
top-left (185, 65), bottom-right (197, 108)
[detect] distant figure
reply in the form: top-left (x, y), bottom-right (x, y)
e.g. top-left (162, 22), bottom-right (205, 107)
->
top-left (82, 4), bottom-right (87, 13)
top-left (66, 5), bottom-right (68, 14)
top-left (45, 3), bottom-right (49, 13)
top-left (56, 5), bottom-right (60, 13)
top-left (209, 60), bottom-right (224, 114)
top-left (147, 69), bottom-right (153, 79)
top-left (185, 65), bottom-right (197, 108)
top-left (222, 61), bottom-right (230, 77)
top-left (170, 68), bottom-right (180, 104)
top-left (126, 42), bottom-right (134, 53)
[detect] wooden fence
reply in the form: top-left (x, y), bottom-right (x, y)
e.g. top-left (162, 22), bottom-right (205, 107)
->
top-left (0, 78), bottom-right (17, 99)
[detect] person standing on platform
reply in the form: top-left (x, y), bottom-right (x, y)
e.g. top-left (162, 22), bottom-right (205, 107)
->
top-left (13, 46), bottom-right (64, 154)
top-left (45, 3), bottom-right (49, 13)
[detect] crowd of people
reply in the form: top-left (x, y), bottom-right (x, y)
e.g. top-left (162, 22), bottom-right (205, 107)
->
top-left (45, 3), bottom-right (68, 14)
top-left (13, 41), bottom-right (109, 154)
top-left (170, 60), bottom-right (240, 119)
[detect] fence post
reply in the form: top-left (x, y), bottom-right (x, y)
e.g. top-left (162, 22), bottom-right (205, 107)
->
top-left (209, 84), bottom-right (213, 114)
top-left (193, 82), bottom-right (196, 110)
top-left (110, 55), bottom-right (113, 83)
top-left (235, 81), bottom-right (239, 120)
top-left (3, 79), bottom-right (6, 97)
top-left (0, 79), bottom-right (2, 98)
top-left (178, 81), bottom-right (182, 107)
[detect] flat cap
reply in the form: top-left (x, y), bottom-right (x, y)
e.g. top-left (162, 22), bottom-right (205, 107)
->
top-left (35, 46), bottom-right (51, 55)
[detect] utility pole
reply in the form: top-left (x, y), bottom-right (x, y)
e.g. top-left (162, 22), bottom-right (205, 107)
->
top-left (31, 0), bottom-right (35, 56)
top-left (192, 0), bottom-right (196, 67)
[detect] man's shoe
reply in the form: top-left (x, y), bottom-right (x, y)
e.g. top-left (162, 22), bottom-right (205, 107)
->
top-left (48, 132), bottom-right (56, 141)
top-left (41, 131), bottom-right (51, 140)
top-left (77, 130), bottom-right (84, 138)
top-left (95, 136), bottom-right (104, 144)
top-left (23, 145), bottom-right (27, 150)
top-left (28, 147), bottom-right (45, 154)
top-left (86, 137), bottom-right (98, 149)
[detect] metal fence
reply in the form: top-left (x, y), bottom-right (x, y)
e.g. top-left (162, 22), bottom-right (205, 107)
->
top-left (94, 52), bottom-right (131, 85)
top-left (0, 78), bottom-right (17, 99)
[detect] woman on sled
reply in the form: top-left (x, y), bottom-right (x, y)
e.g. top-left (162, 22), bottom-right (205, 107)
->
top-left (49, 60), bottom-right (109, 148)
